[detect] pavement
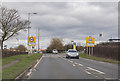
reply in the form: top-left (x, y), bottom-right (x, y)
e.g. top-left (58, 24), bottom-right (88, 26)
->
top-left (27, 53), bottom-right (119, 80)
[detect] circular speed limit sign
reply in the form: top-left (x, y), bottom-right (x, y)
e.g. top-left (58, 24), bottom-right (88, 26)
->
top-left (29, 37), bottom-right (34, 42)
top-left (88, 38), bottom-right (92, 42)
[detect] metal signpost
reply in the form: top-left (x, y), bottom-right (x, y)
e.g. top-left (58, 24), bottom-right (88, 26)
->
top-left (86, 36), bottom-right (95, 56)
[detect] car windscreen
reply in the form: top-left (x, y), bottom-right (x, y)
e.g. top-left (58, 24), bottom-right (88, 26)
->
top-left (68, 50), bottom-right (77, 52)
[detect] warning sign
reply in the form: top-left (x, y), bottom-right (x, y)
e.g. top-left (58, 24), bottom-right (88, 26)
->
top-left (27, 36), bottom-right (36, 46)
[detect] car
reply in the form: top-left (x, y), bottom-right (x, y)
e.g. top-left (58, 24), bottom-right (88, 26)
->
top-left (52, 49), bottom-right (58, 54)
top-left (66, 49), bottom-right (79, 59)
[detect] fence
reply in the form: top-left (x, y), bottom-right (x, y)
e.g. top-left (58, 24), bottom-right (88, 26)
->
top-left (93, 46), bottom-right (118, 61)
top-left (85, 42), bottom-right (119, 61)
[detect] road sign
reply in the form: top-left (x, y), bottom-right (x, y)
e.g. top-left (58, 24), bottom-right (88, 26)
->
top-left (86, 37), bottom-right (95, 47)
top-left (27, 36), bottom-right (36, 46)
top-left (73, 42), bottom-right (76, 50)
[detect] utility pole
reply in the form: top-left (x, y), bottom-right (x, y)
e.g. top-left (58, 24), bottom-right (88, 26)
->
top-left (27, 12), bottom-right (37, 56)
top-left (38, 28), bottom-right (40, 53)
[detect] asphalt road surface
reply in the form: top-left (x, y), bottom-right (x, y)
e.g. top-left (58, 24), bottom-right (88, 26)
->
top-left (28, 53), bottom-right (119, 80)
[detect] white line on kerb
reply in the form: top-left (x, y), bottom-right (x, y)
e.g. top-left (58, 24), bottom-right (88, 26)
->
top-left (87, 67), bottom-right (105, 74)
top-left (33, 56), bottom-right (43, 69)
top-left (27, 55), bottom-right (43, 76)
top-left (27, 71), bottom-right (32, 76)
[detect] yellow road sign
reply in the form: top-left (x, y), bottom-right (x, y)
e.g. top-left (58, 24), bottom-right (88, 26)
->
top-left (86, 37), bottom-right (95, 47)
top-left (73, 45), bottom-right (76, 50)
top-left (27, 36), bottom-right (36, 46)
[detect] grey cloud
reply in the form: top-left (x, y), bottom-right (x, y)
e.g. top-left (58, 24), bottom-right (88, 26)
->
top-left (2, 2), bottom-right (118, 48)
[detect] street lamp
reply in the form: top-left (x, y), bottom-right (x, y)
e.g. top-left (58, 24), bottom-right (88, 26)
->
top-left (28, 13), bottom-right (37, 38)
top-left (27, 13), bottom-right (37, 54)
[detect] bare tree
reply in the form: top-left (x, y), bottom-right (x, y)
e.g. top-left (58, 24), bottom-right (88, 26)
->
top-left (47, 38), bottom-right (64, 52)
top-left (0, 7), bottom-right (29, 53)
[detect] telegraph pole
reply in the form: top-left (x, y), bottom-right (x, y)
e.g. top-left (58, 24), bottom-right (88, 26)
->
top-left (38, 28), bottom-right (40, 53)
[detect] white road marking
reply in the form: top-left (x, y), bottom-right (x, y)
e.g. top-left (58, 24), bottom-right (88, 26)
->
top-left (27, 71), bottom-right (32, 76)
top-left (87, 67), bottom-right (105, 74)
top-left (78, 64), bottom-right (83, 66)
top-left (84, 70), bottom-right (91, 74)
top-left (33, 56), bottom-right (43, 69)
top-left (74, 62), bottom-right (78, 65)
top-left (27, 55), bottom-right (43, 77)
top-left (105, 78), bottom-right (118, 80)
top-left (73, 64), bottom-right (76, 66)
top-left (69, 60), bottom-right (73, 63)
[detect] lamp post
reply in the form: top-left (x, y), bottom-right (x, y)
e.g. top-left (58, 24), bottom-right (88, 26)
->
top-left (27, 13), bottom-right (37, 55)
top-left (28, 13), bottom-right (37, 39)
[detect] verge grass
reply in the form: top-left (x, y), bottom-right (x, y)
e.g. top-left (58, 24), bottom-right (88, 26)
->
top-left (2, 53), bottom-right (42, 79)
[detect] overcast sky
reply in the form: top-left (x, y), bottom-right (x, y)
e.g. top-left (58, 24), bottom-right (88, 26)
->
top-left (1, 1), bottom-right (118, 49)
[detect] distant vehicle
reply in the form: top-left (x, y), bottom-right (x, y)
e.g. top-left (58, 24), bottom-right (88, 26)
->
top-left (52, 49), bottom-right (58, 54)
top-left (66, 49), bottom-right (79, 59)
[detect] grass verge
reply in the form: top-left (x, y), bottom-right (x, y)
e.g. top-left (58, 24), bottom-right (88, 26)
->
top-left (79, 53), bottom-right (120, 64)
top-left (2, 54), bottom-right (27, 66)
top-left (2, 53), bottom-right (42, 79)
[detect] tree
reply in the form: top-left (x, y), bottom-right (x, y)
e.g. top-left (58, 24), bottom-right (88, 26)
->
top-left (16, 45), bottom-right (27, 52)
top-left (0, 7), bottom-right (29, 53)
top-left (64, 44), bottom-right (84, 52)
top-left (47, 38), bottom-right (64, 52)
top-left (64, 44), bottom-right (73, 51)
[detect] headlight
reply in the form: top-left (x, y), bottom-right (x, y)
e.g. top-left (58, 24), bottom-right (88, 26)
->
top-left (77, 53), bottom-right (79, 55)
top-left (67, 53), bottom-right (70, 55)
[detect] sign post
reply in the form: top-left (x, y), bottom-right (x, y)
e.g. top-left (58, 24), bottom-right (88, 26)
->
top-left (86, 36), bottom-right (95, 56)
top-left (73, 42), bottom-right (76, 50)
top-left (27, 36), bottom-right (36, 56)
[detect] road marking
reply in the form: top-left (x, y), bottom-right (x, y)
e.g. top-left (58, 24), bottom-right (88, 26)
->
top-left (73, 64), bottom-right (76, 66)
top-left (87, 67), bottom-right (105, 74)
top-left (84, 70), bottom-right (91, 74)
top-left (78, 64), bottom-right (83, 66)
top-left (69, 60), bottom-right (73, 63)
top-left (27, 55), bottom-right (43, 77)
top-left (33, 56), bottom-right (43, 69)
top-left (74, 62), bottom-right (78, 65)
top-left (27, 71), bottom-right (32, 76)
top-left (105, 78), bottom-right (118, 80)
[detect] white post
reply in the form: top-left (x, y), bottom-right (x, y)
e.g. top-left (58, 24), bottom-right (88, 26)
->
top-left (87, 47), bottom-right (88, 55)
top-left (89, 47), bottom-right (90, 56)
top-left (92, 47), bottom-right (93, 56)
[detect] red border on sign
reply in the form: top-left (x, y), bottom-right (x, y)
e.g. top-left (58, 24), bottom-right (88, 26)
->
top-left (29, 37), bottom-right (34, 42)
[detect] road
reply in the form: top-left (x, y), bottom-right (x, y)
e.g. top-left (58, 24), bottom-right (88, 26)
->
top-left (28, 53), bottom-right (119, 80)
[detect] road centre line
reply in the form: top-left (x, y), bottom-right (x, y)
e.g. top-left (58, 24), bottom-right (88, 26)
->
top-left (74, 62), bottom-right (78, 65)
top-left (73, 64), bottom-right (76, 66)
top-left (78, 63), bottom-right (83, 66)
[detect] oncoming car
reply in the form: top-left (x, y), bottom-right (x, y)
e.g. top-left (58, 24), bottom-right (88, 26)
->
top-left (66, 49), bottom-right (79, 59)
top-left (52, 49), bottom-right (58, 54)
